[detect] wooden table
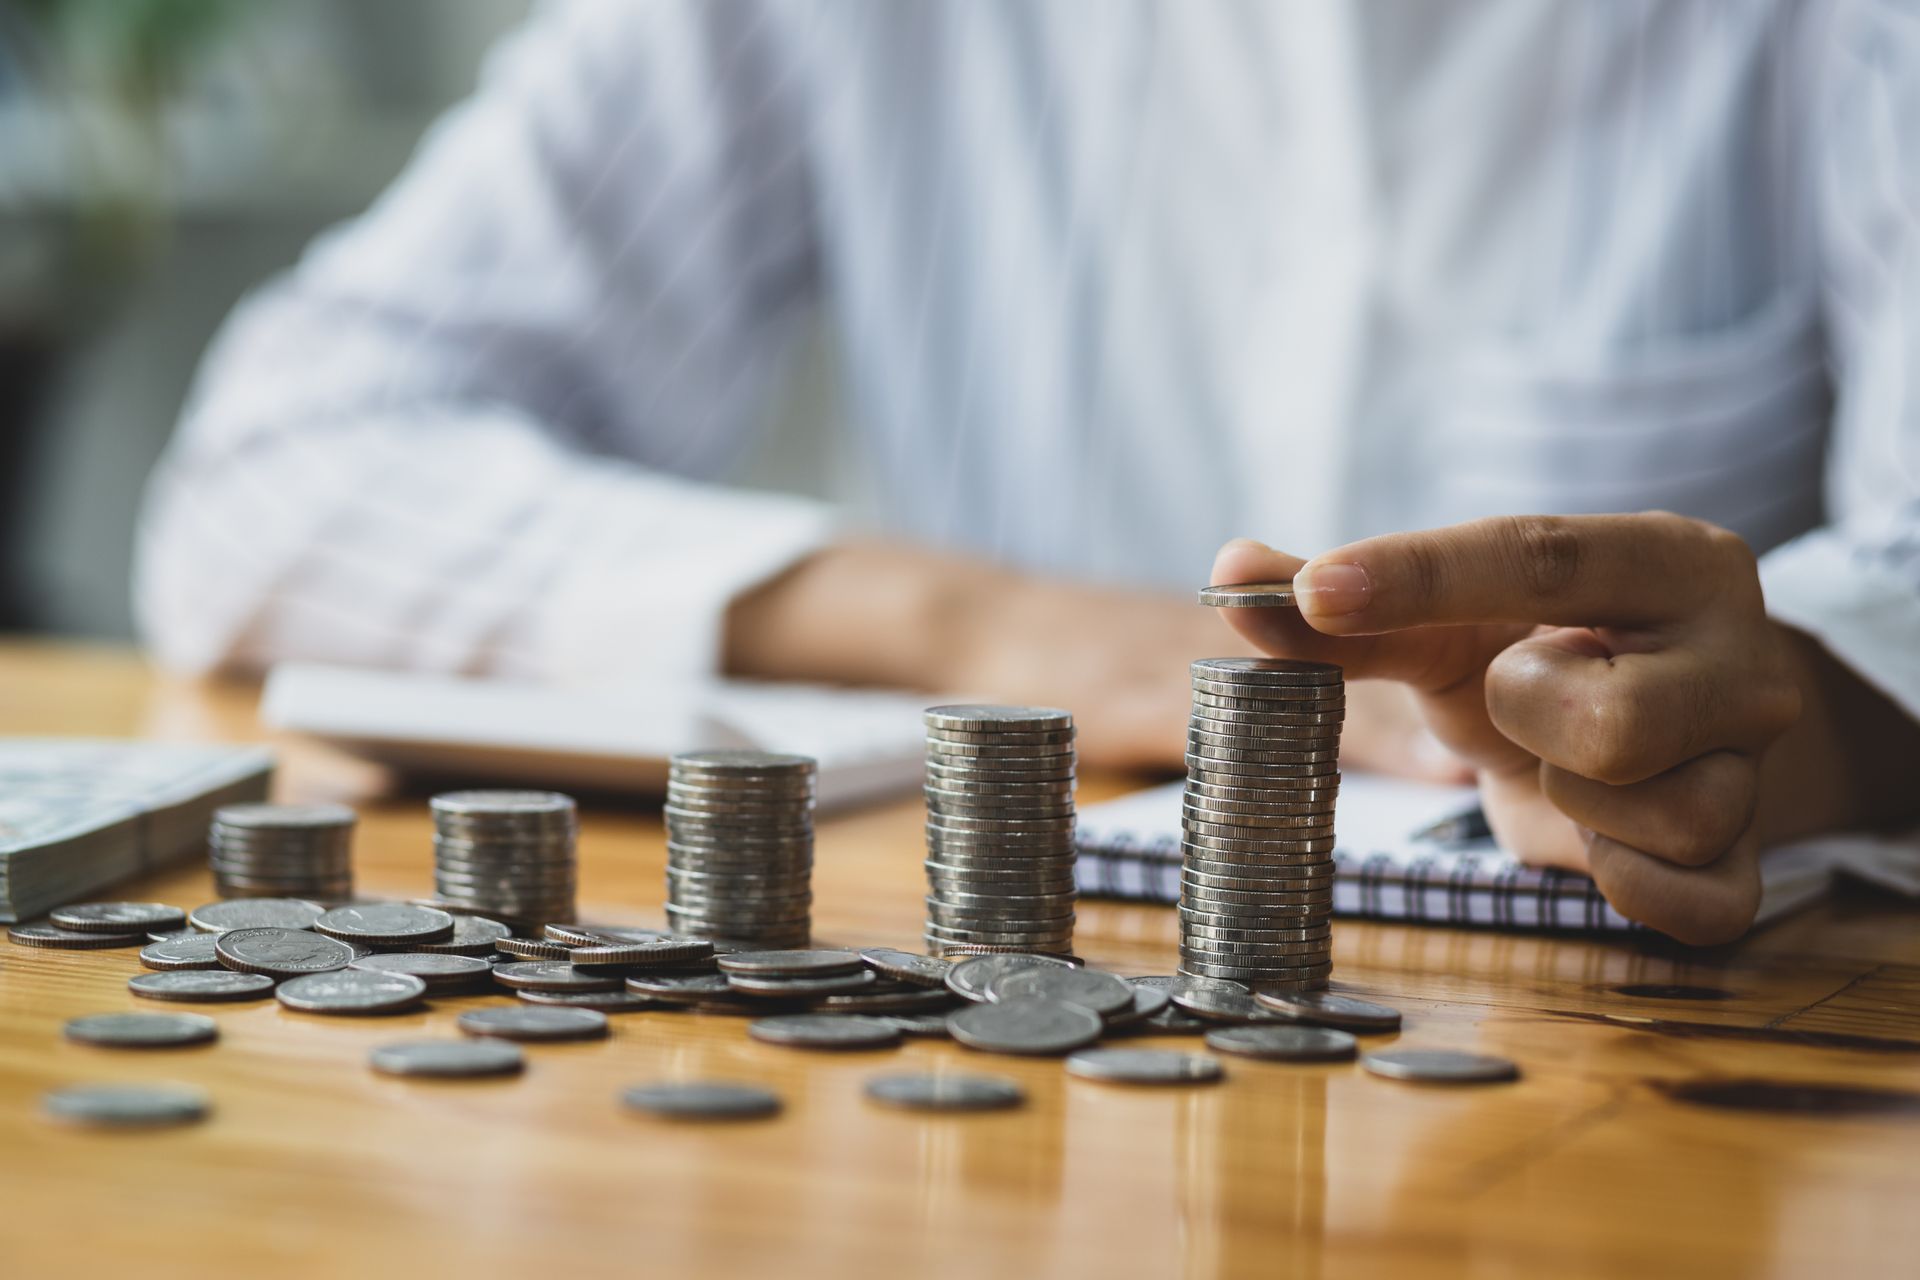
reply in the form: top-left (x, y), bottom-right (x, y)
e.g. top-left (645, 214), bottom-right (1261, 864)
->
top-left (2, 642), bottom-right (1917, 1279)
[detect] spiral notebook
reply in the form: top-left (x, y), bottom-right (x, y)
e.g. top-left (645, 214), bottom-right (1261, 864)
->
top-left (1073, 773), bottom-right (1920, 933)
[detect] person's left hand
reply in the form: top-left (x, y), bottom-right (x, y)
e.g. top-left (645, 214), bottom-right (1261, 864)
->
top-left (1210, 513), bottom-right (1807, 944)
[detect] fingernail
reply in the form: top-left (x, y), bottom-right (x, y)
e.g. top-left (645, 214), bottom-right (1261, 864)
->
top-left (1294, 561), bottom-right (1371, 616)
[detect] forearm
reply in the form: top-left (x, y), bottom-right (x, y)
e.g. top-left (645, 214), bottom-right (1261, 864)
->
top-left (1754, 624), bottom-right (1920, 846)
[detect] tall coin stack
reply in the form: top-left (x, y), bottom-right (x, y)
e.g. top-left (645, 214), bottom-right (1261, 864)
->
top-left (430, 790), bottom-right (578, 926)
top-left (208, 803), bottom-right (356, 901)
top-left (1179, 658), bottom-right (1344, 990)
top-left (664, 750), bottom-right (816, 947)
top-left (922, 704), bottom-right (1077, 958)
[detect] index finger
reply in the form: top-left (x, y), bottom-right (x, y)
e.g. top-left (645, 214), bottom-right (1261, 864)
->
top-left (1292, 513), bottom-right (1755, 635)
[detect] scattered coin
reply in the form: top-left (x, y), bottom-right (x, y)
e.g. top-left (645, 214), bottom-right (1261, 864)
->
top-left (1103, 983), bottom-right (1174, 1029)
top-left (748, 1014), bottom-right (901, 1050)
top-left (492, 961), bottom-right (623, 993)
top-left (620, 1081), bottom-right (782, 1121)
top-left (1196, 581), bottom-right (1298, 608)
top-left (986, 966), bottom-right (1134, 1017)
top-left (877, 1012), bottom-right (953, 1037)
top-left (496, 936), bottom-right (574, 961)
top-left (314, 902), bottom-right (455, 946)
top-left (416, 915), bottom-right (513, 956)
top-left (1168, 983), bottom-right (1290, 1025)
top-left (7, 921), bottom-right (146, 950)
top-left (818, 984), bottom-right (955, 1014)
top-left (623, 972), bottom-right (737, 1004)
top-left (215, 926), bottom-right (354, 977)
top-left (517, 989), bottom-right (660, 1013)
top-left (350, 953), bottom-right (492, 992)
top-left (43, 1082), bottom-right (210, 1129)
top-left (1065, 1048), bottom-right (1225, 1085)
top-left (1253, 990), bottom-right (1403, 1032)
top-left (1361, 1049), bottom-right (1520, 1085)
top-left (138, 931), bottom-right (225, 970)
top-left (571, 938), bottom-right (716, 969)
top-left (1204, 1025), bottom-right (1358, 1062)
top-left (277, 970), bottom-right (428, 1015)
top-left (865, 1073), bottom-right (1026, 1112)
top-left (128, 970), bottom-right (275, 1003)
top-left (717, 949), bottom-right (861, 977)
top-left (727, 970), bottom-right (878, 998)
top-left (189, 897), bottom-right (326, 933)
top-left (544, 924), bottom-right (676, 947)
top-left (458, 1005), bottom-right (609, 1042)
top-left (948, 997), bottom-right (1103, 1056)
top-left (50, 902), bottom-right (187, 934)
top-left (64, 1011), bottom-right (218, 1049)
top-left (369, 1040), bottom-right (525, 1079)
top-left (944, 953), bottom-right (1075, 1003)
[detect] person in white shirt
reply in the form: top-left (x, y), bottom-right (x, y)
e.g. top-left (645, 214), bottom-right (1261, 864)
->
top-left (136, 0), bottom-right (1920, 942)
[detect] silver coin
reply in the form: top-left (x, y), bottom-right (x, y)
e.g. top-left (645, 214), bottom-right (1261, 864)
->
top-left (1178, 960), bottom-right (1331, 989)
top-left (716, 949), bottom-right (861, 977)
top-left (1254, 990), bottom-right (1403, 1031)
top-left (314, 903), bottom-right (455, 945)
top-left (878, 1012), bottom-right (954, 1038)
top-left (748, 1014), bottom-right (901, 1049)
top-left (944, 953), bottom-right (1077, 1002)
top-left (1168, 984), bottom-right (1291, 1024)
top-left (64, 1011), bottom-right (218, 1048)
top-left (138, 932), bottom-right (225, 971)
top-left (860, 947), bottom-right (952, 987)
top-left (495, 936), bottom-right (575, 961)
top-left (351, 953), bottom-right (493, 987)
top-left (128, 970), bottom-right (274, 1002)
top-left (865, 1073), bottom-right (1025, 1112)
top-left (277, 969), bottom-right (428, 1014)
top-left (457, 1004), bottom-right (609, 1042)
top-left (728, 970), bottom-right (879, 998)
top-left (1205, 1025), bottom-right (1358, 1061)
top-left (215, 926), bottom-right (354, 977)
top-left (517, 989), bottom-right (660, 1013)
top-left (418, 915), bottom-right (514, 955)
top-left (924, 704), bottom-right (1073, 732)
top-left (623, 972), bottom-right (736, 1003)
top-left (669, 749), bottom-right (814, 776)
top-left (6, 922), bottom-right (150, 949)
top-left (370, 1039), bottom-right (525, 1078)
top-left (621, 1081), bottom-right (781, 1120)
top-left (50, 902), bottom-right (186, 934)
top-left (431, 789), bottom-right (578, 817)
top-left (1103, 982), bottom-right (1174, 1029)
top-left (1181, 860), bottom-right (1337, 885)
top-left (43, 1082), bottom-right (210, 1129)
top-left (1065, 1048), bottom-right (1224, 1084)
top-left (1197, 581), bottom-right (1297, 608)
top-left (214, 801), bottom-right (356, 828)
top-left (949, 997), bottom-right (1104, 1056)
top-left (1191, 657), bottom-right (1343, 685)
top-left (818, 984), bottom-right (956, 1014)
top-left (189, 898), bottom-right (325, 933)
top-left (571, 939), bottom-right (718, 969)
top-left (493, 961), bottom-right (624, 993)
top-left (544, 924), bottom-right (676, 947)
top-left (986, 966), bottom-right (1132, 1016)
top-left (1361, 1049), bottom-right (1520, 1084)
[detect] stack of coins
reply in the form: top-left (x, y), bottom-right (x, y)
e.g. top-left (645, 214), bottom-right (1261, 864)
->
top-left (208, 803), bottom-right (355, 901)
top-left (664, 751), bottom-right (815, 947)
top-left (430, 791), bottom-right (577, 926)
top-left (922, 705), bottom-right (1077, 958)
top-left (1179, 658), bottom-right (1343, 990)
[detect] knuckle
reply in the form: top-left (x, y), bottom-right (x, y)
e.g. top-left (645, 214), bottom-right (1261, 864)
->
top-left (1579, 689), bottom-right (1657, 784)
top-left (1502, 516), bottom-right (1583, 600)
top-left (1399, 536), bottom-right (1449, 611)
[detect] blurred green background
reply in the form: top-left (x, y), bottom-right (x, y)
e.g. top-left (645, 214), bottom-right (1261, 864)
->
top-left (0, 0), bottom-right (533, 640)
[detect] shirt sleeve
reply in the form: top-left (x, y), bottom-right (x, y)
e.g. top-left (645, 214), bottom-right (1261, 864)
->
top-left (134, 0), bottom-right (838, 682)
top-left (1758, 0), bottom-right (1920, 723)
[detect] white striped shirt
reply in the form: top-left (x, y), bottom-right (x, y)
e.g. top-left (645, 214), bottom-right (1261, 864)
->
top-left (138, 0), bottom-right (1920, 726)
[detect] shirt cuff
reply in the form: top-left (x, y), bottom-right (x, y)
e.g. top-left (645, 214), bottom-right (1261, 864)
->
top-left (516, 462), bottom-right (840, 685)
top-left (1761, 530), bottom-right (1920, 724)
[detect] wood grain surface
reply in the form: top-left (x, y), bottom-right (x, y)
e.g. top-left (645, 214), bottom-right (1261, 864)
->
top-left (1, 641), bottom-right (1917, 1279)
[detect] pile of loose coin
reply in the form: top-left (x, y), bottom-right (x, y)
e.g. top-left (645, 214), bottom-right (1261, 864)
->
top-left (208, 802), bottom-right (356, 901)
top-left (663, 751), bottom-right (816, 947)
top-left (1179, 658), bottom-right (1343, 990)
top-left (922, 705), bottom-right (1078, 957)
top-left (431, 790), bottom-right (578, 926)
top-left (13, 898), bottom-right (1528, 1129)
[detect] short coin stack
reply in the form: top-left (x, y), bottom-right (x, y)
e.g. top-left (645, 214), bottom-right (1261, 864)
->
top-left (1179, 658), bottom-right (1343, 990)
top-left (664, 751), bottom-right (816, 947)
top-left (922, 705), bottom-right (1077, 958)
top-left (430, 791), bottom-right (577, 926)
top-left (208, 803), bottom-right (355, 902)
